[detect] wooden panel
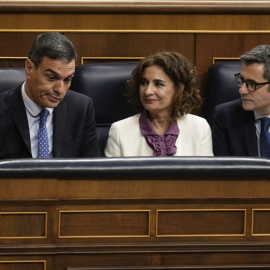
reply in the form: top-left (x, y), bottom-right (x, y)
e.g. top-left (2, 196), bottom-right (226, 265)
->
top-left (213, 57), bottom-right (240, 64)
top-left (0, 179), bottom-right (57, 200)
top-left (196, 33), bottom-right (270, 98)
top-left (67, 266), bottom-right (270, 270)
top-left (0, 212), bottom-right (47, 238)
top-left (59, 210), bottom-right (150, 238)
top-left (53, 252), bottom-right (270, 269)
top-left (0, 261), bottom-right (45, 270)
top-left (3, 31), bottom-right (270, 107)
top-left (1, 14), bottom-right (270, 31)
top-left (196, 34), bottom-right (270, 72)
top-left (56, 179), bottom-right (270, 199)
top-left (0, 173), bottom-right (270, 269)
top-left (157, 209), bottom-right (246, 237)
top-left (0, 32), bottom-right (40, 58)
top-left (1, 31), bottom-right (270, 104)
top-left (1, 1), bottom-right (270, 14)
top-left (0, 58), bottom-right (26, 67)
top-left (0, 32), bottom-right (195, 67)
top-left (66, 33), bottom-right (195, 64)
top-left (81, 57), bottom-right (143, 65)
top-left (252, 209), bottom-right (270, 236)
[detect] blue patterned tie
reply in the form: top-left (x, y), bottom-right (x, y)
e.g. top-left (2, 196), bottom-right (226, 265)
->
top-left (38, 109), bottom-right (50, 158)
top-left (260, 117), bottom-right (270, 157)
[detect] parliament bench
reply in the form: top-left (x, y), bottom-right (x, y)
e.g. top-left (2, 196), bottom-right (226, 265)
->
top-left (2, 62), bottom-right (270, 269)
top-left (0, 157), bottom-right (270, 269)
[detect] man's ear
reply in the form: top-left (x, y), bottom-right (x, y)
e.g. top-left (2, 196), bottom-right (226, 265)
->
top-left (25, 59), bottom-right (34, 79)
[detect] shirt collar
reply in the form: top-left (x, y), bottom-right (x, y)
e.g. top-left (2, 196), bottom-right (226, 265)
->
top-left (254, 111), bottom-right (270, 121)
top-left (139, 109), bottom-right (179, 136)
top-left (21, 82), bottom-right (54, 117)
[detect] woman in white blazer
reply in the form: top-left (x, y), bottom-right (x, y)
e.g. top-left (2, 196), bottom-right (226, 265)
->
top-left (105, 51), bottom-right (213, 157)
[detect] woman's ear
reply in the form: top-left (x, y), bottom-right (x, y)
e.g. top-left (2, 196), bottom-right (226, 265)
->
top-left (179, 83), bottom-right (184, 93)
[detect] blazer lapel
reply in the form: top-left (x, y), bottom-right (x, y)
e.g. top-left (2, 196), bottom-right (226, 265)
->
top-left (240, 109), bottom-right (258, 156)
top-left (12, 86), bottom-right (32, 154)
top-left (53, 100), bottom-right (67, 157)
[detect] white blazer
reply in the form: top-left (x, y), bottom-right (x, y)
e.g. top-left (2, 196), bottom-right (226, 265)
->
top-left (105, 113), bottom-right (213, 157)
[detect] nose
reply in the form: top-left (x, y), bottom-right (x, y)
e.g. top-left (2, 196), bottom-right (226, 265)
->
top-left (239, 82), bottom-right (249, 95)
top-left (144, 83), bottom-right (154, 95)
top-left (53, 80), bottom-right (65, 94)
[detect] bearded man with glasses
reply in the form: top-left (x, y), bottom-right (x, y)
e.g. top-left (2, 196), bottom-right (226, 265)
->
top-left (212, 45), bottom-right (270, 157)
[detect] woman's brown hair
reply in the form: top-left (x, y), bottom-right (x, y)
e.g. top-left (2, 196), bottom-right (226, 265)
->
top-left (126, 51), bottom-right (202, 118)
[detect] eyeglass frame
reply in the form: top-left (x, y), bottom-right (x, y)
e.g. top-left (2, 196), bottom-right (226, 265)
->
top-left (234, 73), bottom-right (270, 92)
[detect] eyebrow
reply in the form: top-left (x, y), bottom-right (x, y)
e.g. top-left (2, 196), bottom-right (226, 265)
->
top-left (240, 74), bottom-right (255, 81)
top-left (45, 68), bottom-right (75, 79)
top-left (154, 79), bottom-right (167, 83)
top-left (142, 77), bottom-right (166, 82)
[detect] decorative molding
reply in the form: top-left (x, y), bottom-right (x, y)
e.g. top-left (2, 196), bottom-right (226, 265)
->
top-left (58, 210), bottom-right (151, 238)
top-left (0, 1), bottom-right (270, 13)
top-left (0, 260), bottom-right (46, 270)
top-left (156, 209), bottom-right (246, 237)
top-left (252, 209), bottom-right (270, 236)
top-left (2, 29), bottom-right (270, 34)
top-left (213, 57), bottom-right (241, 64)
top-left (81, 56), bottom-right (143, 65)
top-left (67, 265), bottom-right (270, 270)
top-left (0, 56), bottom-right (27, 59)
top-left (0, 212), bottom-right (47, 239)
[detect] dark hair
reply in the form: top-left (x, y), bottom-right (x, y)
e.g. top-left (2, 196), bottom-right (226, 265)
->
top-left (28, 32), bottom-right (77, 69)
top-left (240, 45), bottom-right (270, 81)
top-left (126, 51), bottom-right (202, 119)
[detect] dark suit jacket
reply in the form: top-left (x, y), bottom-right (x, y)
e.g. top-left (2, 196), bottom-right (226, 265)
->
top-left (212, 98), bottom-right (258, 156)
top-left (0, 85), bottom-right (101, 159)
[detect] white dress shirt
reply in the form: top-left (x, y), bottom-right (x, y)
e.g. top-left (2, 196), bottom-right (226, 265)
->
top-left (254, 111), bottom-right (270, 157)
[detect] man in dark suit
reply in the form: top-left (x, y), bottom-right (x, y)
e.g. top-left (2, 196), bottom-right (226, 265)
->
top-left (212, 45), bottom-right (270, 157)
top-left (0, 32), bottom-right (101, 159)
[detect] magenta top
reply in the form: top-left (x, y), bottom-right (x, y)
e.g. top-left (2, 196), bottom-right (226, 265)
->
top-left (139, 110), bottom-right (180, 156)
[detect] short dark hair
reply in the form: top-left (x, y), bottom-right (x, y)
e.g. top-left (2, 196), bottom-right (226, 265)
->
top-left (28, 32), bottom-right (77, 69)
top-left (240, 45), bottom-right (270, 81)
top-left (126, 51), bottom-right (202, 119)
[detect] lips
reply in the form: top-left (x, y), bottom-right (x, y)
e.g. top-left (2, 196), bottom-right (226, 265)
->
top-left (143, 99), bottom-right (156, 103)
top-left (242, 98), bottom-right (252, 102)
top-left (48, 94), bottom-right (61, 102)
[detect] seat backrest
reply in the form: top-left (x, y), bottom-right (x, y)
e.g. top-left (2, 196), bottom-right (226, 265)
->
top-left (203, 61), bottom-right (242, 126)
top-left (0, 68), bottom-right (25, 93)
top-left (71, 62), bottom-right (138, 155)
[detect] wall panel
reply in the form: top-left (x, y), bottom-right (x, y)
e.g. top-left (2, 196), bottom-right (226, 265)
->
top-left (2, 30), bottom-right (270, 112)
top-left (196, 33), bottom-right (270, 99)
top-left (0, 1), bottom-right (269, 109)
top-left (66, 32), bottom-right (195, 63)
top-left (0, 32), bottom-right (42, 58)
top-left (1, 14), bottom-right (270, 31)
top-left (0, 261), bottom-right (46, 270)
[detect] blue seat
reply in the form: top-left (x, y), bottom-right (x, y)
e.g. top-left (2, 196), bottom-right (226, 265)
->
top-left (71, 62), bottom-right (138, 155)
top-left (0, 67), bottom-right (25, 93)
top-left (203, 61), bottom-right (242, 126)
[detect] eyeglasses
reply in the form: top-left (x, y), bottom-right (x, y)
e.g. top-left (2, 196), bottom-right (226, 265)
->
top-left (234, 73), bottom-right (270, 92)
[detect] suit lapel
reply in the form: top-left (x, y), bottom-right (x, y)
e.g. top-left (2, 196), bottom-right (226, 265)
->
top-left (240, 109), bottom-right (258, 156)
top-left (53, 100), bottom-right (67, 157)
top-left (12, 86), bottom-right (32, 154)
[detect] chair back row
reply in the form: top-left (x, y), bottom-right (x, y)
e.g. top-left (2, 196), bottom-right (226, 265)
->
top-left (0, 61), bottom-right (243, 153)
top-left (203, 61), bottom-right (242, 126)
